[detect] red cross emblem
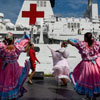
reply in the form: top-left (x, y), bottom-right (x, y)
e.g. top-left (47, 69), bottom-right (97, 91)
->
top-left (22, 4), bottom-right (44, 25)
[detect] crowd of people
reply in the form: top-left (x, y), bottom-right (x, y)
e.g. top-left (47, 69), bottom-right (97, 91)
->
top-left (0, 32), bottom-right (100, 100)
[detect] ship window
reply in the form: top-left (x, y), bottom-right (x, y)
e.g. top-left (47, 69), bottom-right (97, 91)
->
top-left (74, 23), bottom-right (76, 28)
top-left (68, 23), bottom-right (70, 28)
top-left (40, 1), bottom-right (43, 7)
top-left (44, 1), bottom-right (46, 7)
top-left (77, 23), bottom-right (80, 28)
top-left (37, 1), bottom-right (39, 7)
top-left (71, 23), bottom-right (73, 27)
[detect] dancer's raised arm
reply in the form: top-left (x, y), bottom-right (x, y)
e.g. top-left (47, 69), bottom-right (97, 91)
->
top-left (67, 39), bottom-right (76, 46)
top-left (15, 32), bottom-right (30, 52)
top-left (66, 38), bottom-right (79, 46)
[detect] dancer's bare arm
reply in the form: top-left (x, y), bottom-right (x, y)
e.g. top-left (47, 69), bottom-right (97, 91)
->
top-left (67, 40), bottom-right (76, 46)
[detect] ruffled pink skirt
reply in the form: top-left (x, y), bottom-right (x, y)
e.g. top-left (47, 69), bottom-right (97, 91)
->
top-left (70, 57), bottom-right (100, 97)
top-left (48, 46), bottom-right (70, 80)
top-left (0, 60), bottom-right (30, 100)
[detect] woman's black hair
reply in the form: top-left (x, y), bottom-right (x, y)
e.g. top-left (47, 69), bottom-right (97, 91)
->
top-left (62, 42), bottom-right (67, 47)
top-left (84, 32), bottom-right (94, 46)
top-left (30, 43), bottom-right (34, 47)
top-left (5, 38), bottom-right (14, 45)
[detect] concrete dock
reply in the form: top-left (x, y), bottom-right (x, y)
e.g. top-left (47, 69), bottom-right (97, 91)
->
top-left (20, 77), bottom-right (100, 100)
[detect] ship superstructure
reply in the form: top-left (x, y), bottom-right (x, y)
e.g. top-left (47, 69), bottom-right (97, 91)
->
top-left (0, 0), bottom-right (100, 43)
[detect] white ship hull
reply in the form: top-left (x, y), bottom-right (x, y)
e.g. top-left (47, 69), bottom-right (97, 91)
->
top-left (18, 44), bottom-right (82, 74)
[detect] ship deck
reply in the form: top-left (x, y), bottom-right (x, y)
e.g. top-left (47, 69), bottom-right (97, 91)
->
top-left (20, 77), bottom-right (100, 100)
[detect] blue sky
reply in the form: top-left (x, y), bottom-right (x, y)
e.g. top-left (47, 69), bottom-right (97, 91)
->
top-left (0, 0), bottom-right (100, 24)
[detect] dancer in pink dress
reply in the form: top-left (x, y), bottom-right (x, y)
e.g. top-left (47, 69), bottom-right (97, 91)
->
top-left (0, 32), bottom-right (30, 100)
top-left (68, 32), bottom-right (100, 100)
top-left (48, 42), bottom-right (70, 86)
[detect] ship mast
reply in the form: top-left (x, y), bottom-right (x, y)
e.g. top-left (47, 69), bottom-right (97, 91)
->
top-left (88, 0), bottom-right (92, 6)
top-left (88, 0), bottom-right (97, 6)
top-left (84, 0), bottom-right (98, 20)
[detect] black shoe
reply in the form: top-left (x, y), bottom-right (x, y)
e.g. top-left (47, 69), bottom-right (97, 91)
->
top-left (60, 83), bottom-right (67, 87)
top-left (27, 80), bottom-right (32, 85)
